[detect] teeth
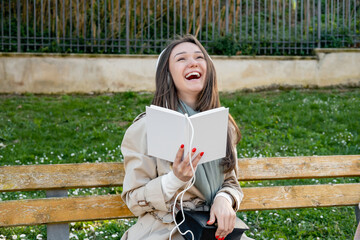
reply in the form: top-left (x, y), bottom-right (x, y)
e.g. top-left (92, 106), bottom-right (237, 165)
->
top-left (185, 72), bottom-right (200, 79)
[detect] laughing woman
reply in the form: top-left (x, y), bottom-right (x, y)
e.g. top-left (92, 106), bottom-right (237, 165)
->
top-left (121, 35), bottom-right (252, 240)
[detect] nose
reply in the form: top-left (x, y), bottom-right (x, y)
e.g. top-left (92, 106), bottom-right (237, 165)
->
top-left (187, 57), bottom-right (199, 68)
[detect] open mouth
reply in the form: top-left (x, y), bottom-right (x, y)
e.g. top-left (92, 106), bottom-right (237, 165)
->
top-left (185, 72), bottom-right (201, 80)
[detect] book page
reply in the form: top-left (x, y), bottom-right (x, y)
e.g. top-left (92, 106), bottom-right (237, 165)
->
top-left (188, 107), bottom-right (229, 164)
top-left (146, 106), bottom-right (185, 162)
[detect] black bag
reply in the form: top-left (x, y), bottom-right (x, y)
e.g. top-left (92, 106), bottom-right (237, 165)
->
top-left (175, 210), bottom-right (249, 240)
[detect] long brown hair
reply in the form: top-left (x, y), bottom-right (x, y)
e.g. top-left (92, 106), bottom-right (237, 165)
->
top-left (152, 35), bottom-right (241, 173)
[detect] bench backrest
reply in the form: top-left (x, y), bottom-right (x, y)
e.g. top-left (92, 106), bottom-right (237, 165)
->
top-left (1, 155), bottom-right (359, 227)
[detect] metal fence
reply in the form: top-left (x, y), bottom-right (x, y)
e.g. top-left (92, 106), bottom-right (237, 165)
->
top-left (1, 0), bottom-right (359, 55)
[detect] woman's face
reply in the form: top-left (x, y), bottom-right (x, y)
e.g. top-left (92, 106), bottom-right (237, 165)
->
top-left (168, 42), bottom-right (207, 101)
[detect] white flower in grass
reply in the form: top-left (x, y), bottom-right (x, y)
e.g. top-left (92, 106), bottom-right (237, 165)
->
top-left (20, 234), bottom-right (26, 238)
top-left (36, 234), bottom-right (43, 239)
top-left (69, 233), bottom-right (79, 239)
top-left (89, 225), bottom-right (95, 232)
top-left (112, 234), bottom-right (118, 237)
top-left (71, 153), bottom-right (75, 157)
top-left (12, 235), bottom-right (17, 239)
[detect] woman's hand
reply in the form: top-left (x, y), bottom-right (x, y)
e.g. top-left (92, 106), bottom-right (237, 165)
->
top-left (207, 196), bottom-right (236, 240)
top-left (173, 144), bottom-right (204, 182)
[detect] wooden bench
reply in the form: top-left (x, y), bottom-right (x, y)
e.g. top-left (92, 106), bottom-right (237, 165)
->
top-left (1, 155), bottom-right (360, 239)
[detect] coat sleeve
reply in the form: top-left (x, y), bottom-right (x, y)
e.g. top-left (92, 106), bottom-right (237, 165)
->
top-left (120, 117), bottom-right (169, 216)
top-left (215, 122), bottom-right (244, 211)
top-left (216, 167), bottom-right (243, 211)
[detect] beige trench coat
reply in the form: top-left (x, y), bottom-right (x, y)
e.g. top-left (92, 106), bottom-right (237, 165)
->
top-left (120, 114), bottom-right (252, 240)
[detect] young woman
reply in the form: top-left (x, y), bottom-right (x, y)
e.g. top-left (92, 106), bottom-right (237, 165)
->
top-left (121, 35), bottom-right (251, 240)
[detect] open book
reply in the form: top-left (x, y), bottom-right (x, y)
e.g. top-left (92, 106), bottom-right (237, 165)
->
top-left (146, 105), bottom-right (229, 164)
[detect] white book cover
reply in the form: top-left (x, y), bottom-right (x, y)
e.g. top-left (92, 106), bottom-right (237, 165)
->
top-left (146, 105), bottom-right (229, 164)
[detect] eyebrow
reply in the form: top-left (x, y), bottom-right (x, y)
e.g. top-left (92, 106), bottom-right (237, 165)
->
top-left (174, 51), bottom-right (203, 58)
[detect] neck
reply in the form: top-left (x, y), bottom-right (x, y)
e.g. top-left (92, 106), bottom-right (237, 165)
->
top-left (178, 94), bottom-right (197, 110)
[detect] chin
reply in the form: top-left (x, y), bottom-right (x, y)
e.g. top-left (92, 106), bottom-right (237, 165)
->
top-left (186, 82), bottom-right (204, 91)
top-left (187, 87), bottom-right (204, 95)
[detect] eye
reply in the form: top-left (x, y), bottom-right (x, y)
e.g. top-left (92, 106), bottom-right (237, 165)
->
top-left (177, 57), bottom-right (185, 62)
top-left (197, 55), bottom-right (204, 59)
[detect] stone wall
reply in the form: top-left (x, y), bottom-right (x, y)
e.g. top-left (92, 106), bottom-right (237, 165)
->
top-left (0, 49), bottom-right (359, 93)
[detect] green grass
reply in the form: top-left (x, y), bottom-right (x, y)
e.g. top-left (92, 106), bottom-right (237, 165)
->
top-left (0, 89), bottom-right (359, 239)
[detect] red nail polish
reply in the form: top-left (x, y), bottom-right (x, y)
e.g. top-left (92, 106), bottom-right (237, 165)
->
top-left (200, 152), bottom-right (204, 156)
top-left (180, 144), bottom-right (184, 149)
top-left (192, 148), bottom-right (196, 152)
top-left (215, 236), bottom-right (219, 239)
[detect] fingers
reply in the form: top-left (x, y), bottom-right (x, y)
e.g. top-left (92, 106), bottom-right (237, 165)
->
top-left (191, 150), bottom-right (204, 167)
top-left (211, 197), bottom-right (236, 240)
top-left (207, 211), bottom-right (216, 226)
top-left (173, 144), bottom-right (185, 167)
top-left (181, 147), bottom-right (197, 165)
top-left (214, 212), bottom-right (236, 240)
top-left (179, 147), bottom-right (203, 167)
top-left (172, 145), bottom-right (204, 182)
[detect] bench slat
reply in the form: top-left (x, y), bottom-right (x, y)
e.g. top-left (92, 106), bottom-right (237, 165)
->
top-left (239, 183), bottom-right (360, 211)
top-left (1, 183), bottom-right (359, 227)
top-left (1, 155), bottom-right (359, 192)
top-left (0, 163), bottom-right (124, 192)
top-left (0, 195), bottom-right (132, 227)
top-left (238, 155), bottom-right (360, 180)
